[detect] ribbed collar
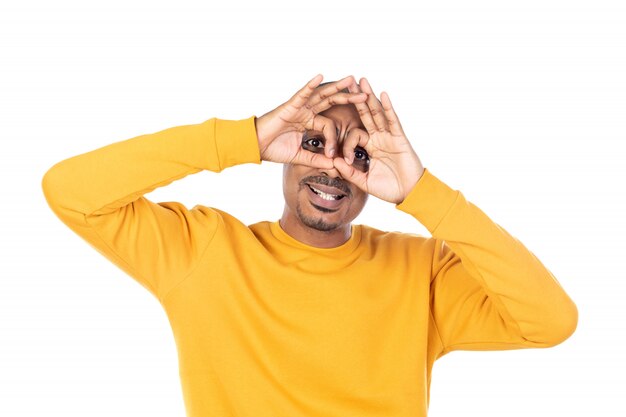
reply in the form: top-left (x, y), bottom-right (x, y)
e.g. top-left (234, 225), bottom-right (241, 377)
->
top-left (268, 220), bottom-right (362, 257)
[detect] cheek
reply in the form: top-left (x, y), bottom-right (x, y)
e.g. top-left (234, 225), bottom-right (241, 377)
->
top-left (282, 172), bottom-right (296, 200)
top-left (352, 190), bottom-right (368, 207)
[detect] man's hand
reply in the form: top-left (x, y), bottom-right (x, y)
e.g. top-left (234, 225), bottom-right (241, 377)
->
top-left (255, 74), bottom-right (368, 169)
top-left (332, 78), bottom-right (425, 205)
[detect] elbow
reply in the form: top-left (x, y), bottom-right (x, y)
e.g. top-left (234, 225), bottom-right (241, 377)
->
top-left (41, 163), bottom-right (76, 222)
top-left (534, 299), bottom-right (579, 348)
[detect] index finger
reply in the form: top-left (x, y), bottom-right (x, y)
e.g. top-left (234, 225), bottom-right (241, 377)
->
top-left (342, 127), bottom-right (369, 165)
top-left (309, 91), bottom-right (368, 114)
top-left (360, 78), bottom-right (389, 132)
top-left (347, 81), bottom-right (378, 135)
top-left (380, 91), bottom-right (406, 137)
top-left (309, 114), bottom-right (339, 159)
top-left (288, 74), bottom-right (324, 109)
top-left (306, 75), bottom-right (363, 110)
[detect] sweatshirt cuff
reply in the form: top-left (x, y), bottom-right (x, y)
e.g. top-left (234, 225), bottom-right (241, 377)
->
top-left (395, 168), bottom-right (460, 233)
top-left (214, 116), bottom-right (262, 170)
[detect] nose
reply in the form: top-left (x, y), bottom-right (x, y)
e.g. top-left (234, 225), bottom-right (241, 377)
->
top-left (318, 140), bottom-right (346, 179)
top-left (319, 165), bottom-right (343, 179)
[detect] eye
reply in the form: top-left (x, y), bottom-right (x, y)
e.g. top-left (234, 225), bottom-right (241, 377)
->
top-left (354, 148), bottom-right (369, 161)
top-left (302, 134), bottom-right (324, 153)
top-left (352, 147), bottom-right (370, 172)
top-left (304, 138), bottom-right (324, 148)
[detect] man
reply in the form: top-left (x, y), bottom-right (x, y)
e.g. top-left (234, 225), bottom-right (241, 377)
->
top-left (42, 74), bottom-right (578, 417)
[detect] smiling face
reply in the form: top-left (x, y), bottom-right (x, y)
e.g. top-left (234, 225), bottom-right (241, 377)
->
top-left (280, 103), bottom-right (370, 245)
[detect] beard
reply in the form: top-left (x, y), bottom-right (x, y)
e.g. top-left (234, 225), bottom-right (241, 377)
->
top-left (295, 200), bottom-right (342, 232)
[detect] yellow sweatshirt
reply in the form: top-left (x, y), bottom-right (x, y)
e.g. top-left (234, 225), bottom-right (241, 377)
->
top-left (41, 116), bottom-right (578, 417)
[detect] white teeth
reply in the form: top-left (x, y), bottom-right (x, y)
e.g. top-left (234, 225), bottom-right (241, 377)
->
top-left (309, 185), bottom-right (342, 201)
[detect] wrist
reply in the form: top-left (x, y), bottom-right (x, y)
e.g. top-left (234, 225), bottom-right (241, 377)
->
top-left (254, 115), bottom-right (273, 155)
top-left (397, 166), bottom-right (426, 205)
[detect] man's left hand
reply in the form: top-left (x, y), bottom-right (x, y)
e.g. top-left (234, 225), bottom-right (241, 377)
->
top-left (332, 78), bottom-right (425, 205)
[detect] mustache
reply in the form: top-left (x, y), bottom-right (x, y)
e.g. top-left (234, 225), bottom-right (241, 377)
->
top-left (301, 176), bottom-right (351, 196)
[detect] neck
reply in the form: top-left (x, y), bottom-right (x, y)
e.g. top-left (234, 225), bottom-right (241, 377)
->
top-left (279, 214), bottom-right (352, 249)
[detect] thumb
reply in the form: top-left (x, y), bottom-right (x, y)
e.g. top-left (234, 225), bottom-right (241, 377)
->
top-left (293, 148), bottom-right (334, 169)
top-left (332, 157), bottom-right (368, 193)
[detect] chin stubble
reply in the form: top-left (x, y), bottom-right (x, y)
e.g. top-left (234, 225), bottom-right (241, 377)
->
top-left (295, 200), bottom-right (342, 233)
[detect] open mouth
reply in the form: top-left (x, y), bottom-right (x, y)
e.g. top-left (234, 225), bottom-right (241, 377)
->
top-left (306, 184), bottom-right (346, 200)
top-left (305, 183), bottom-right (347, 210)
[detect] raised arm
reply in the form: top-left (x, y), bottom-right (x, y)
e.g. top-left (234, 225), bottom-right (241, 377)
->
top-left (42, 74), bottom-right (368, 303)
top-left (333, 77), bottom-right (578, 355)
top-left (398, 168), bottom-right (578, 354)
top-left (41, 116), bottom-right (261, 302)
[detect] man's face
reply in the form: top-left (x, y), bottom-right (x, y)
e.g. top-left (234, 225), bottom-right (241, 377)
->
top-left (282, 103), bottom-right (369, 233)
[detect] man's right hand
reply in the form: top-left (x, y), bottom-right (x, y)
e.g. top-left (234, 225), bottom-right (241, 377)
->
top-left (254, 75), bottom-right (368, 169)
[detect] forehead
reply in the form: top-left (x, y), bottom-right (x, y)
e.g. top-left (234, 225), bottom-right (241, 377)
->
top-left (313, 84), bottom-right (364, 128)
top-left (318, 104), bottom-right (364, 130)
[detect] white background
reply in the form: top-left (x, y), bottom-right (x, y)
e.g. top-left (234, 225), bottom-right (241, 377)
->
top-left (1, 0), bottom-right (624, 415)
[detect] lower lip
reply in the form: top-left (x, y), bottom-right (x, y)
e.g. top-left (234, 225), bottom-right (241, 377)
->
top-left (305, 185), bottom-right (347, 210)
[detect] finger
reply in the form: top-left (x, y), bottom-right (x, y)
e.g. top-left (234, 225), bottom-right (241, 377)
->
top-left (349, 82), bottom-right (378, 135)
top-left (292, 148), bottom-right (334, 169)
top-left (360, 78), bottom-right (389, 133)
top-left (288, 74), bottom-right (324, 109)
top-left (342, 128), bottom-right (369, 165)
top-left (347, 78), bottom-right (361, 94)
top-left (332, 156), bottom-right (368, 192)
top-left (310, 114), bottom-right (338, 158)
top-left (306, 75), bottom-right (358, 109)
top-left (380, 91), bottom-right (405, 137)
top-left (308, 92), bottom-right (368, 114)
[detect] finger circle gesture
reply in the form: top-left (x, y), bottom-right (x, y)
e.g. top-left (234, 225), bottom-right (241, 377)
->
top-left (332, 78), bottom-right (425, 204)
top-left (255, 75), bottom-right (368, 169)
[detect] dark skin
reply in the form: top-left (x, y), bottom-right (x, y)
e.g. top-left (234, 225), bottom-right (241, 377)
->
top-left (280, 104), bottom-right (370, 247)
top-left (255, 74), bottom-right (425, 248)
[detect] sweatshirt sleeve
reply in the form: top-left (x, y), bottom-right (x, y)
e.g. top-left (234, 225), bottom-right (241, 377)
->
top-left (41, 116), bottom-right (261, 303)
top-left (396, 168), bottom-right (578, 355)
